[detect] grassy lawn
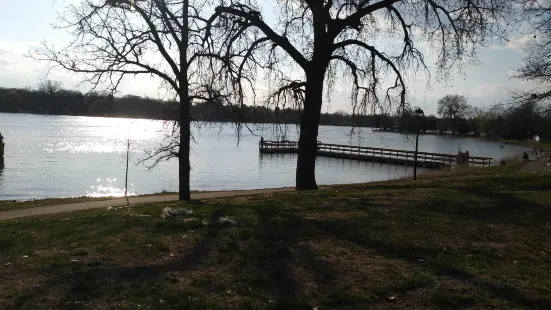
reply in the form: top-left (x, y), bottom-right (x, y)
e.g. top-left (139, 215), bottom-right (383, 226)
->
top-left (502, 139), bottom-right (551, 151)
top-left (0, 166), bottom-right (550, 309)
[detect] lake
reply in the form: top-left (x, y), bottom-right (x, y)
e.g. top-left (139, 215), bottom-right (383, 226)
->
top-left (0, 113), bottom-right (527, 200)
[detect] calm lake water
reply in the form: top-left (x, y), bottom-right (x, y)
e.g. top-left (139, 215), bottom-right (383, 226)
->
top-left (0, 113), bottom-right (527, 200)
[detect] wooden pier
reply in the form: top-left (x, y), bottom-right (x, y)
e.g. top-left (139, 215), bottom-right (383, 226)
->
top-left (259, 140), bottom-right (493, 168)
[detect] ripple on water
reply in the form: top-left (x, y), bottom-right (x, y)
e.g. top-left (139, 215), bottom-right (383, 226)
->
top-left (0, 113), bottom-right (530, 200)
top-left (86, 178), bottom-right (135, 198)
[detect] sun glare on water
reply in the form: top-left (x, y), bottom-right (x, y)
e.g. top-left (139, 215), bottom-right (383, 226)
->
top-left (86, 177), bottom-right (136, 198)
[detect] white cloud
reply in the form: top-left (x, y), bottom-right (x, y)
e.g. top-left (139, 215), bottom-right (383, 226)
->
top-left (0, 59), bottom-right (11, 66)
top-left (507, 34), bottom-right (537, 51)
top-left (0, 41), bottom-right (47, 88)
top-left (504, 69), bottom-right (518, 77)
top-left (471, 84), bottom-right (507, 97)
top-left (491, 33), bottom-right (539, 52)
top-left (0, 40), bottom-right (164, 95)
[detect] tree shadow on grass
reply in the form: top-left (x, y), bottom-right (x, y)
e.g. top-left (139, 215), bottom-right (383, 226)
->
top-left (7, 186), bottom-right (551, 309)
top-left (7, 205), bottom-right (340, 309)
top-left (9, 206), bottom-right (238, 309)
top-left (409, 185), bottom-right (551, 228)
top-left (352, 175), bottom-right (551, 227)
top-left (248, 193), bottom-right (551, 309)
top-left (305, 216), bottom-right (551, 309)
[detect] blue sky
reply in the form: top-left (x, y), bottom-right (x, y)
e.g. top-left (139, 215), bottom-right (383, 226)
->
top-left (0, 0), bottom-right (533, 115)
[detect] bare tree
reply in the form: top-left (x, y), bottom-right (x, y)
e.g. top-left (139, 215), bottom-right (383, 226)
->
top-left (119, 123), bottom-right (135, 206)
top-left (117, 135), bottom-right (134, 205)
top-left (209, 0), bottom-right (518, 190)
top-left (37, 80), bottom-right (63, 96)
top-left (437, 95), bottom-right (471, 135)
top-left (513, 1), bottom-right (551, 107)
top-left (31, 0), bottom-right (226, 201)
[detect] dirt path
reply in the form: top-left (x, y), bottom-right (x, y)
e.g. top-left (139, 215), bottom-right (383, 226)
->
top-left (0, 187), bottom-right (294, 221)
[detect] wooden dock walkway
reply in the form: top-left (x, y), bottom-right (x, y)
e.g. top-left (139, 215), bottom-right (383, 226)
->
top-left (259, 140), bottom-right (493, 168)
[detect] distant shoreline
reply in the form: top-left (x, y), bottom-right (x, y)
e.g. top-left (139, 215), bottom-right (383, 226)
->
top-left (0, 111), bottom-right (367, 128)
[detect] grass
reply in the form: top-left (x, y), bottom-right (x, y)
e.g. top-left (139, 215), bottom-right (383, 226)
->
top-left (0, 192), bottom-right (180, 212)
top-left (0, 191), bottom-right (218, 213)
top-left (0, 165), bottom-right (550, 309)
top-left (0, 197), bottom-right (112, 212)
top-left (502, 139), bottom-right (551, 151)
top-left (403, 159), bottom-right (524, 181)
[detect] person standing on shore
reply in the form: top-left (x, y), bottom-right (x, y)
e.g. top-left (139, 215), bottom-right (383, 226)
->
top-left (0, 131), bottom-right (4, 159)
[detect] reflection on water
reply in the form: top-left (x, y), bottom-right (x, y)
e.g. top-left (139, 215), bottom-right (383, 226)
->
top-left (0, 113), bottom-right (529, 200)
top-left (86, 177), bottom-right (136, 198)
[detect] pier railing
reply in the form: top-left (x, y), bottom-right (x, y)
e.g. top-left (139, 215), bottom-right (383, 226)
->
top-left (259, 140), bottom-right (493, 167)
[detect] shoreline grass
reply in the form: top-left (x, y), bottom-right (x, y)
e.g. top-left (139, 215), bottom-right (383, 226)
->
top-left (498, 139), bottom-right (551, 151)
top-left (0, 196), bottom-right (115, 212)
top-left (0, 164), bottom-right (550, 308)
top-left (0, 163), bottom-right (520, 213)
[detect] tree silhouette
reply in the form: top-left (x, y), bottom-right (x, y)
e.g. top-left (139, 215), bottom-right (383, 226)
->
top-left (437, 94), bottom-right (471, 135)
top-left (513, 1), bottom-right (551, 107)
top-left (37, 80), bottom-right (62, 96)
top-left (210, 0), bottom-right (518, 190)
top-left (32, 0), bottom-right (228, 200)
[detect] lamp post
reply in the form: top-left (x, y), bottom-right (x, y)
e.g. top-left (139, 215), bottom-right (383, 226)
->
top-left (413, 108), bottom-right (424, 181)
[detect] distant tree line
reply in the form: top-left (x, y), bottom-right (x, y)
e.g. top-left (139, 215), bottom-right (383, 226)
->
top-left (0, 81), bottom-right (178, 120)
top-left (398, 96), bottom-right (551, 141)
top-left (2, 82), bottom-right (550, 141)
top-left (0, 81), bottom-right (400, 126)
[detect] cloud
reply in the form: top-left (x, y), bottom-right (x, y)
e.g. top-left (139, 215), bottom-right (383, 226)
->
top-left (0, 40), bottom-right (77, 89)
top-left (504, 69), bottom-right (518, 78)
top-left (466, 58), bottom-right (486, 67)
top-left (506, 34), bottom-right (537, 51)
top-left (491, 33), bottom-right (539, 52)
top-left (471, 84), bottom-right (507, 97)
top-left (0, 41), bottom-right (39, 55)
top-left (0, 40), bottom-right (164, 96)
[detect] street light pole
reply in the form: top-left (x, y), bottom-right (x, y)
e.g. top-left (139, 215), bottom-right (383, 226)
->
top-left (413, 108), bottom-right (424, 181)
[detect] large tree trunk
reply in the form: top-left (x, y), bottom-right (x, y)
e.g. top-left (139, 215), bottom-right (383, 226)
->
top-left (179, 91), bottom-right (191, 201)
top-left (179, 0), bottom-right (191, 201)
top-left (451, 117), bottom-right (456, 135)
top-left (296, 68), bottom-right (325, 190)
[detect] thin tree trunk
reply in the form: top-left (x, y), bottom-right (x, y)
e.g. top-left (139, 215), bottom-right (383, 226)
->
top-left (125, 138), bottom-right (130, 205)
top-left (179, 0), bottom-right (191, 201)
top-left (296, 69), bottom-right (325, 190)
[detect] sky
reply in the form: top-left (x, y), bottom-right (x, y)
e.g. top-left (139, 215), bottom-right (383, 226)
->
top-left (0, 0), bottom-right (535, 115)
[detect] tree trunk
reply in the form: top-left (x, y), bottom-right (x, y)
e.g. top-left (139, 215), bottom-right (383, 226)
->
top-left (179, 0), bottom-right (191, 201)
top-left (179, 92), bottom-right (191, 201)
top-left (451, 117), bottom-right (455, 135)
top-left (125, 138), bottom-right (130, 206)
top-left (296, 68), bottom-right (325, 190)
